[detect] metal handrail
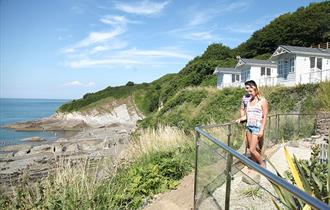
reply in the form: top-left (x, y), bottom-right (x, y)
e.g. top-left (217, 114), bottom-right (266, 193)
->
top-left (194, 124), bottom-right (329, 210)
top-left (198, 113), bottom-right (316, 129)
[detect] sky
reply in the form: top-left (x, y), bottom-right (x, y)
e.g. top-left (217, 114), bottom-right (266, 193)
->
top-left (0, 0), bottom-right (320, 99)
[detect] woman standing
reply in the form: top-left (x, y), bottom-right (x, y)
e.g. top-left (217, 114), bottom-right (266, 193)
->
top-left (237, 82), bottom-right (268, 168)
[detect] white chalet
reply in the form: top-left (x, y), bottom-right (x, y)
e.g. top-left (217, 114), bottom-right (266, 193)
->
top-left (214, 45), bottom-right (330, 89)
top-left (270, 45), bottom-right (330, 86)
top-left (213, 67), bottom-right (241, 89)
top-left (235, 57), bottom-right (277, 87)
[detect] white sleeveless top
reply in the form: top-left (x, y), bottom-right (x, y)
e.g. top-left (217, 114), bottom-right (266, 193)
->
top-left (246, 98), bottom-right (263, 128)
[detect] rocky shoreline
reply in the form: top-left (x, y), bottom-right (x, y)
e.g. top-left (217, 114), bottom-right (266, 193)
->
top-left (0, 103), bottom-right (143, 193)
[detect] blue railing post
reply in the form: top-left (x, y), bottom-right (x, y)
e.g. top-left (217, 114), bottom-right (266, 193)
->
top-left (224, 124), bottom-right (233, 210)
top-left (276, 114), bottom-right (280, 143)
top-left (194, 130), bottom-right (200, 210)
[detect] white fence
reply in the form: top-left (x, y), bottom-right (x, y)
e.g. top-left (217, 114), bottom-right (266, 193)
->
top-left (258, 69), bottom-right (330, 87)
top-left (217, 69), bottom-right (330, 89)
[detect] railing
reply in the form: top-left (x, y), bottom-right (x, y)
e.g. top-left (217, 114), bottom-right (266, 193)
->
top-left (257, 69), bottom-right (330, 87)
top-left (299, 69), bottom-right (330, 84)
top-left (194, 113), bottom-right (329, 210)
top-left (218, 82), bottom-right (241, 89)
top-left (311, 42), bottom-right (330, 49)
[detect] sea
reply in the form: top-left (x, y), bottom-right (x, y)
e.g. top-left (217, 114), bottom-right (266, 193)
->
top-left (0, 98), bottom-right (71, 147)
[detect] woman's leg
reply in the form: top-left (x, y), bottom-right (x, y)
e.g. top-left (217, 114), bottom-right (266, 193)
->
top-left (246, 131), bottom-right (257, 162)
top-left (249, 134), bottom-right (266, 168)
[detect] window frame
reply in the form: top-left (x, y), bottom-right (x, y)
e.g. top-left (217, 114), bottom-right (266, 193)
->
top-left (232, 74), bottom-right (240, 82)
top-left (310, 57), bottom-right (316, 69)
top-left (261, 67), bottom-right (265, 76)
top-left (317, 57), bottom-right (322, 70)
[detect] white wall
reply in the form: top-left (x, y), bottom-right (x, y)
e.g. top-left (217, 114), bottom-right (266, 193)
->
top-left (217, 73), bottom-right (235, 88)
top-left (323, 58), bottom-right (330, 70)
top-left (296, 55), bottom-right (330, 84)
top-left (250, 66), bottom-right (260, 82)
top-left (223, 73), bottom-right (233, 86)
top-left (250, 66), bottom-right (277, 87)
top-left (322, 58), bottom-right (330, 81)
top-left (295, 56), bottom-right (309, 84)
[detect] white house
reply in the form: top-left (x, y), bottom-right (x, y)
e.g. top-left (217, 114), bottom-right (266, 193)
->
top-left (270, 45), bottom-right (330, 85)
top-left (235, 57), bottom-right (277, 87)
top-left (213, 67), bottom-right (241, 89)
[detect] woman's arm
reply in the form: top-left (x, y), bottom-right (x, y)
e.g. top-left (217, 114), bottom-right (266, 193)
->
top-left (235, 114), bottom-right (247, 123)
top-left (240, 99), bottom-right (245, 118)
top-left (259, 98), bottom-right (268, 137)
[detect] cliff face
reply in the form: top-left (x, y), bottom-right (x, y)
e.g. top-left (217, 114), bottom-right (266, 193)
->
top-left (54, 103), bottom-right (142, 128)
top-left (5, 96), bottom-right (144, 131)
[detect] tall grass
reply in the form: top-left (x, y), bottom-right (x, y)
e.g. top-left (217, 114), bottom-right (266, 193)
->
top-left (317, 81), bottom-right (330, 111)
top-left (121, 125), bottom-right (192, 162)
top-left (0, 126), bottom-right (194, 210)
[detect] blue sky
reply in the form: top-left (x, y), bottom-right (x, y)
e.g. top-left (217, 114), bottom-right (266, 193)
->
top-left (0, 0), bottom-right (319, 99)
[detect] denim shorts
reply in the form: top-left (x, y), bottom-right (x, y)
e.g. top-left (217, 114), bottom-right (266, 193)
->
top-left (246, 125), bottom-right (260, 135)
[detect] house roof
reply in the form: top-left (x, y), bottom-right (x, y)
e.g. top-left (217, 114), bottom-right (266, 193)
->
top-left (213, 67), bottom-right (238, 75)
top-left (271, 45), bottom-right (330, 59)
top-left (235, 58), bottom-right (276, 68)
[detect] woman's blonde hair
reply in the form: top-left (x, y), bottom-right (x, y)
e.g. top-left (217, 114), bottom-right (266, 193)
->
top-left (250, 84), bottom-right (262, 99)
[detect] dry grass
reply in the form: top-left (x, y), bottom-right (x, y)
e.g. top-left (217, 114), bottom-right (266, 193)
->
top-left (121, 125), bottom-right (192, 162)
top-left (317, 81), bottom-right (330, 111)
top-left (4, 157), bottom-right (114, 209)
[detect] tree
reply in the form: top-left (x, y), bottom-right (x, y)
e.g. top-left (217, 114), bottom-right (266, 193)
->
top-left (126, 81), bottom-right (134, 86)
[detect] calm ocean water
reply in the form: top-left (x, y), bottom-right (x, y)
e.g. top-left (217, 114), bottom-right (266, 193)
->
top-left (0, 98), bottom-right (70, 147)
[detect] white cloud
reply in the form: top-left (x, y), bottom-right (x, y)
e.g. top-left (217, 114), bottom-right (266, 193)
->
top-left (120, 48), bottom-right (193, 59)
top-left (63, 15), bottom-right (130, 54)
top-left (99, 15), bottom-right (133, 26)
top-left (115, 0), bottom-right (170, 15)
top-left (66, 48), bottom-right (193, 69)
top-left (90, 41), bottom-right (128, 54)
top-left (62, 81), bottom-right (95, 87)
top-left (76, 30), bottom-right (124, 48)
top-left (222, 1), bottom-right (250, 13)
top-left (184, 31), bottom-right (214, 40)
top-left (187, 13), bottom-right (209, 27)
top-left (185, 1), bottom-right (250, 27)
top-left (67, 58), bottom-right (143, 68)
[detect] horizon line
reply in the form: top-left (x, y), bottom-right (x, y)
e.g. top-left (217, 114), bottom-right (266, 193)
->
top-left (0, 97), bottom-right (73, 100)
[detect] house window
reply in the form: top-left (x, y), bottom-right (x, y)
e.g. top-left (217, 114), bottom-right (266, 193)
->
top-left (241, 69), bottom-right (250, 82)
top-left (317, 58), bottom-right (322, 69)
top-left (232, 74), bottom-right (239, 82)
top-left (278, 58), bottom-right (295, 77)
top-left (261, 67), bottom-right (265, 76)
top-left (284, 59), bottom-right (289, 73)
top-left (310, 57), bottom-right (323, 70)
top-left (261, 67), bottom-right (271, 76)
top-left (278, 60), bottom-right (283, 76)
top-left (310, 57), bottom-right (315, 68)
top-left (289, 58), bottom-right (295, 73)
